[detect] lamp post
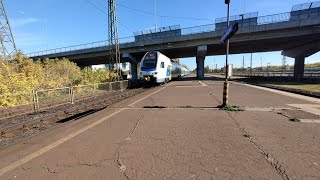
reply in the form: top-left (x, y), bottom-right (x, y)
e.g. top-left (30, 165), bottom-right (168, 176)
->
top-left (223, 0), bottom-right (231, 106)
top-left (154, 0), bottom-right (157, 32)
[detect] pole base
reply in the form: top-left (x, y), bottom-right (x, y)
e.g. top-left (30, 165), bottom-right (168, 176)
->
top-left (222, 81), bottom-right (229, 107)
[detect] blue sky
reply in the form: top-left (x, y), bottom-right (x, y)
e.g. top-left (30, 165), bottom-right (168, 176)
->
top-left (6, 0), bottom-right (320, 70)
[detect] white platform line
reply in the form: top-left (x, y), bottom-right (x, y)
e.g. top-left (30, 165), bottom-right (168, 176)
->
top-left (198, 81), bottom-right (208, 87)
top-left (299, 119), bottom-right (320, 123)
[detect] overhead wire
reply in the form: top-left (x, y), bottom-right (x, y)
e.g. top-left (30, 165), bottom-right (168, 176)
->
top-left (84, 0), bottom-right (174, 49)
top-left (84, 0), bottom-right (136, 34)
top-left (92, 0), bottom-right (212, 22)
top-left (116, 3), bottom-right (213, 22)
top-left (84, 0), bottom-right (107, 16)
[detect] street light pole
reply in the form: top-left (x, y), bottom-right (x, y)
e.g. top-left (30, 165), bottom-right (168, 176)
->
top-left (154, 0), bottom-right (157, 32)
top-left (223, 0), bottom-right (231, 106)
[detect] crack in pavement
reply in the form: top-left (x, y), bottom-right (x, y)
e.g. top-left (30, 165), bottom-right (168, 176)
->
top-left (40, 158), bottom-right (115, 175)
top-left (42, 165), bottom-right (58, 174)
top-left (226, 112), bottom-right (290, 180)
top-left (208, 86), bottom-right (222, 104)
top-left (115, 115), bottom-right (145, 180)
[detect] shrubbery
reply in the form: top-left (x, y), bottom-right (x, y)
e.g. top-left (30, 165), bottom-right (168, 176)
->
top-left (0, 52), bottom-right (117, 107)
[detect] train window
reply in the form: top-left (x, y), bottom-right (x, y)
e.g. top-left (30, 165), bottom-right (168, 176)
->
top-left (160, 62), bottom-right (165, 68)
top-left (142, 59), bottom-right (157, 69)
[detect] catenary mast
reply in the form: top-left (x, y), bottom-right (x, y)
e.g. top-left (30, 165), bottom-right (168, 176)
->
top-left (0, 0), bottom-right (17, 60)
top-left (108, 0), bottom-right (121, 80)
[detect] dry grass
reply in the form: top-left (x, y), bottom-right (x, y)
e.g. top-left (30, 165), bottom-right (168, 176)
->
top-left (274, 84), bottom-right (320, 93)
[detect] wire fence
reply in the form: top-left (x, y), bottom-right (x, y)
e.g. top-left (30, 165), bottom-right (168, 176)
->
top-left (0, 80), bottom-right (129, 114)
top-left (25, 10), bottom-right (320, 58)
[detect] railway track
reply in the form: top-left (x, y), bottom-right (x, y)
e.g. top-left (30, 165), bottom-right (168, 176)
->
top-left (0, 88), bottom-right (146, 147)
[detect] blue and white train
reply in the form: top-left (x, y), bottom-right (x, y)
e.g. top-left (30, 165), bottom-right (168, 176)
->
top-left (139, 51), bottom-right (189, 84)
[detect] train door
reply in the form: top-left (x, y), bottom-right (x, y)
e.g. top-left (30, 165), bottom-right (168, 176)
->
top-left (167, 65), bottom-right (172, 81)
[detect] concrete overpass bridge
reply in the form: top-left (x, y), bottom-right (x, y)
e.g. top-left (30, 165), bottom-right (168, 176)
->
top-left (28, 2), bottom-right (320, 80)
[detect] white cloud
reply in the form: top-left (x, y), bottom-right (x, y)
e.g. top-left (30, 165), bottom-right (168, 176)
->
top-left (11, 18), bottom-right (40, 28)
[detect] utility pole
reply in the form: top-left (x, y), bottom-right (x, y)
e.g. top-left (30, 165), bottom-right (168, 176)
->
top-left (108, 0), bottom-right (121, 80)
top-left (154, 0), bottom-right (157, 32)
top-left (282, 55), bottom-right (287, 71)
top-left (0, 0), bottom-right (17, 60)
top-left (242, 56), bottom-right (245, 71)
top-left (250, 53), bottom-right (253, 75)
top-left (214, 57), bottom-right (216, 72)
top-left (223, 0), bottom-right (231, 107)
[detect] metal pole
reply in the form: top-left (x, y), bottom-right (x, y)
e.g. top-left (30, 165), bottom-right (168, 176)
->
top-left (225, 3), bottom-right (230, 80)
top-left (93, 83), bottom-right (96, 96)
top-left (154, 0), bottom-right (157, 31)
top-left (223, 1), bottom-right (230, 106)
top-left (35, 90), bottom-right (39, 111)
top-left (250, 53), bottom-right (253, 75)
top-left (71, 87), bottom-right (74, 104)
top-left (242, 56), bottom-right (245, 71)
top-left (32, 90), bottom-right (37, 113)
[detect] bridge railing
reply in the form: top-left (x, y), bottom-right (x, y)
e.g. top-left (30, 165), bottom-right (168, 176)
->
top-left (26, 11), bottom-right (319, 58)
top-left (180, 24), bottom-right (215, 35)
top-left (257, 12), bottom-right (291, 24)
top-left (233, 72), bottom-right (320, 78)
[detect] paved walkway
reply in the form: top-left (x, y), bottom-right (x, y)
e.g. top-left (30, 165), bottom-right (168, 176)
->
top-left (0, 77), bottom-right (319, 179)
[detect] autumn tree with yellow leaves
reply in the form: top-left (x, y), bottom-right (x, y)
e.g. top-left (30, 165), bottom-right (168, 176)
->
top-left (0, 52), bottom-right (117, 107)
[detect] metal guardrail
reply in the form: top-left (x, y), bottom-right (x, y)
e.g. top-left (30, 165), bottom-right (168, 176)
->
top-left (0, 81), bottom-right (129, 112)
top-left (26, 11), bottom-right (317, 57)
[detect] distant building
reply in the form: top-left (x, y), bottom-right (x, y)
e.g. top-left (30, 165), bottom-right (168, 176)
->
top-left (92, 62), bottom-right (132, 79)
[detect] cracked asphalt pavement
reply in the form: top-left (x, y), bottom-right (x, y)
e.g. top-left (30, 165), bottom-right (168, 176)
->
top-left (0, 76), bottom-right (319, 179)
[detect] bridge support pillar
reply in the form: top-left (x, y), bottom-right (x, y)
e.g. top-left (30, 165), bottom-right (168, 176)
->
top-left (122, 53), bottom-right (138, 82)
top-left (131, 62), bottom-right (138, 81)
top-left (282, 41), bottom-right (320, 79)
top-left (196, 45), bottom-right (207, 79)
top-left (294, 56), bottom-right (305, 78)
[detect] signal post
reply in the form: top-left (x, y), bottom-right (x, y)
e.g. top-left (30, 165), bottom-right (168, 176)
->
top-left (221, 0), bottom-right (238, 106)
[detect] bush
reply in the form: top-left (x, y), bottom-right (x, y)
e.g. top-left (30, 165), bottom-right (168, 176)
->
top-left (0, 52), bottom-right (118, 107)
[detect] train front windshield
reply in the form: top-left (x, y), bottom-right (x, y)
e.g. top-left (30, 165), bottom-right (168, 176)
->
top-left (142, 59), bottom-right (157, 69)
top-left (142, 52), bottom-right (157, 69)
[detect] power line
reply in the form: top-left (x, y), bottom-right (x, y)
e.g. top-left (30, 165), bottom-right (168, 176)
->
top-left (85, 0), bottom-right (168, 48)
top-left (84, 0), bottom-right (107, 15)
top-left (116, 3), bottom-right (213, 21)
top-left (85, 0), bottom-right (136, 34)
top-left (90, 0), bottom-right (212, 22)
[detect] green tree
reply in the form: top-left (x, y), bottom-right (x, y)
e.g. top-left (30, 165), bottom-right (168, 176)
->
top-left (204, 66), bottom-right (210, 73)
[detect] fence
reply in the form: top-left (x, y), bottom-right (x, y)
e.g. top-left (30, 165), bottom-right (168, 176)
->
top-left (0, 80), bottom-right (129, 114)
top-left (233, 72), bottom-right (320, 78)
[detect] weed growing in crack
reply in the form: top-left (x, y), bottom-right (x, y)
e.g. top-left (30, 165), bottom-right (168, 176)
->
top-left (243, 133), bottom-right (252, 138)
top-left (219, 105), bottom-right (245, 112)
